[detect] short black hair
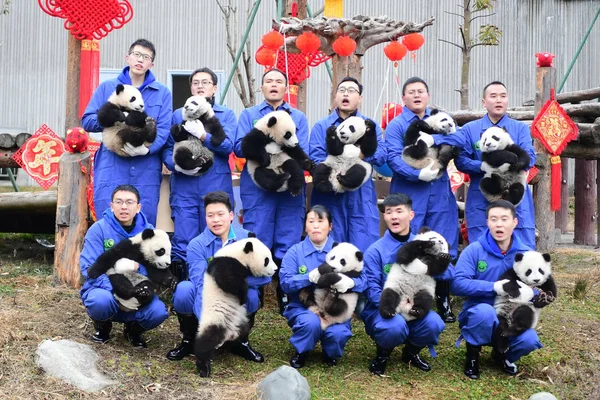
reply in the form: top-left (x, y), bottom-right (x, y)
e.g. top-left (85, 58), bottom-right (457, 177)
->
top-left (482, 81), bottom-right (507, 97)
top-left (204, 191), bottom-right (232, 212)
top-left (486, 199), bottom-right (516, 218)
top-left (337, 77), bottom-right (363, 95)
top-left (402, 77), bottom-right (429, 95)
top-left (262, 68), bottom-right (288, 85)
top-left (190, 67), bottom-right (218, 87)
top-left (378, 193), bottom-right (412, 213)
top-left (111, 184), bottom-right (140, 202)
top-left (306, 205), bottom-right (332, 225)
top-left (128, 39), bottom-right (156, 61)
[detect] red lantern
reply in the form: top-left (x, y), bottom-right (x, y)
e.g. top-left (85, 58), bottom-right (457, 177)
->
top-left (332, 36), bottom-right (356, 57)
top-left (255, 47), bottom-right (276, 67)
top-left (383, 41), bottom-right (408, 62)
top-left (402, 33), bottom-right (425, 51)
top-left (262, 31), bottom-right (284, 51)
top-left (296, 32), bottom-right (321, 54)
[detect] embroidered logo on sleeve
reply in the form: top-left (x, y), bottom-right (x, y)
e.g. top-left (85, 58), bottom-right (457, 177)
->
top-left (383, 263), bottom-right (392, 275)
top-left (207, 256), bottom-right (214, 263)
top-left (474, 140), bottom-right (481, 151)
top-left (252, 119), bottom-right (258, 127)
top-left (298, 265), bottom-right (307, 274)
top-left (477, 260), bottom-right (488, 272)
top-left (103, 239), bottom-right (114, 251)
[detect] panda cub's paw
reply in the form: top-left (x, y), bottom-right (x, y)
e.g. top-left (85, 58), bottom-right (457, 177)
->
top-left (134, 284), bottom-right (152, 298)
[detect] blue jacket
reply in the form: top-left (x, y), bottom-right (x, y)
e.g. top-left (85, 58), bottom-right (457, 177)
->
top-left (80, 209), bottom-right (153, 298)
top-left (451, 229), bottom-right (531, 312)
top-left (187, 226), bottom-right (271, 318)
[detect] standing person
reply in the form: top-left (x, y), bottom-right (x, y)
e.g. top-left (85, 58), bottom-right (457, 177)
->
top-left (234, 69), bottom-right (309, 313)
top-left (80, 184), bottom-right (169, 348)
top-left (280, 205), bottom-right (365, 368)
top-left (361, 194), bottom-right (446, 375)
top-left (162, 67), bottom-right (237, 280)
top-left (452, 200), bottom-right (541, 379)
top-left (384, 77), bottom-right (458, 322)
top-left (82, 39), bottom-right (173, 226)
top-left (166, 191), bottom-right (270, 363)
top-left (455, 81), bottom-right (536, 249)
top-left (309, 77), bottom-right (386, 253)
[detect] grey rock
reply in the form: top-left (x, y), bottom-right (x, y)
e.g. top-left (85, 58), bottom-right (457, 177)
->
top-left (35, 339), bottom-right (117, 392)
top-left (529, 393), bottom-right (558, 400)
top-left (257, 365), bottom-right (311, 400)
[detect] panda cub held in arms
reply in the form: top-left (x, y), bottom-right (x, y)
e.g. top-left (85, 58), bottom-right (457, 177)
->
top-left (87, 229), bottom-right (176, 311)
top-left (170, 95), bottom-right (227, 175)
top-left (97, 84), bottom-right (157, 157)
top-left (241, 110), bottom-right (315, 196)
top-left (380, 228), bottom-right (452, 321)
top-left (402, 109), bottom-right (459, 177)
top-left (493, 251), bottom-right (557, 353)
top-left (312, 117), bottom-right (378, 193)
top-left (479, 126), bottom-right (531, 205)
top-left (299, 242), bottom-right (364, 330)
top-left (195, 237), bottom-right (277, 378)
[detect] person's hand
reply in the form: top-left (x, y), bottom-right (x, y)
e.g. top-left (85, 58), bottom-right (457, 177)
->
top-left (494, 279), bottom-right (510, 295)
top-left (308, 268), bottom-right (321, 284)
top-left (175, 165), bottom-right (202, 176)
top-left (331, 274), bottom-right (355, 293)
top-left (418, 161), bottom-right (439, 182)
top-left (184, 120), bottom-right (207, 141)
top-left (122, 143), bottom-right (149, 157)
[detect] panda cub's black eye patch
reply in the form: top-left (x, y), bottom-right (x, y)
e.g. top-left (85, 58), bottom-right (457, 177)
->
top-left (538, 268), bottom-right (545, 275)
top-left (525, 269), bottom-right (532, 276)
top-left (330, 255), bottom-right (336, 260)
top-left (191, 101), bottom-right (198, 106)
top-left (349, 126), bottom-right (356, 133)
top-left (340, 259), bottom-right (346, 266)
top-left (264, 257), bottom-right (269, 267)
top-left (155, 248), bottom-right (165, 256)
top-left (130, 96), bottom-right (137, 102)
top-left (492, 135), bottom-right (500, 141)
top-left (284, 132), bottom-right (292, 140)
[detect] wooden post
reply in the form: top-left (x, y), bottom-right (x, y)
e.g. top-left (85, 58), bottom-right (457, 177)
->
top-left (65, 35), bottom-right (81, 130)
top-left (554, 158), bottom-right (570, 232)
top-left (285, 0), bottom-right (308, 114)
top-left (533, 67), bottom-right (556, 251)
top-left (573, 159), bottom-right (597, 245)
top-left (597, 161), bottom-right (600, 247)
top-left (54, 152), bottom-right (90, 288)
top-left (330, 54), bottom-right (362, 110)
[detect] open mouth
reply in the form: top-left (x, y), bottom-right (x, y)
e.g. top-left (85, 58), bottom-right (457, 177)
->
top-left (341, 98), bottom-right (350, 105)
top-left (269, 89), bottom-right (279, 95)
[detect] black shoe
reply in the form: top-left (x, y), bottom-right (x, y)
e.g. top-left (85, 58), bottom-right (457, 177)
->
top-left (401, 343), bottom-right (431, 372)
top-left (323, 354), bottom-right (338, 367)
top-left (435, 280), bottom-right (456, 323)
top-left (492, 349), bottom-right (518, 376)
top-left (167, 313), bottom-right (198, 360)
top-left (123, 321), bottom-right (147, 348)
top-left (91, 319), bottom-right (112, 343)
top-left (369, 345), bottom-right (393, 375)
top-left (231, 340), bottom-right (264, 362)
top-left (464, 343), bottom-right (481, 379)
top-left (290, 352), bottom-right (309, 369)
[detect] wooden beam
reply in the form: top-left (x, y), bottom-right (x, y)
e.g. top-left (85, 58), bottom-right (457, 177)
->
top-left (557, 87), bottom-right (600, 104)
top-left (0, 133), bottom-right (15, 149)
top-left (0, 191), bottom-right (57, 211)
top-left (561, 142), bottom-right (600, 159)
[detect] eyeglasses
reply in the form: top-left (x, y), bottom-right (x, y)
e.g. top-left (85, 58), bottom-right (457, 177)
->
top-left (405, 89), bottom-right (427, 96)
top-left (192, 80), bottom-right (214, 87)
top-left (337, 87), bottom-right (359, 94)
top-left (129, 51), bottom-right (153, 61)
top-left (113, 199), bottom-right (138, 206)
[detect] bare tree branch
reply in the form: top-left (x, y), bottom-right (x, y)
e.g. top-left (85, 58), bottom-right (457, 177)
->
top-left (438, 38), bottom-right (464, 50)
top-left (444, 11), bottom-right (465, 19)
top-left (469, 12), bottom-right (496, 23)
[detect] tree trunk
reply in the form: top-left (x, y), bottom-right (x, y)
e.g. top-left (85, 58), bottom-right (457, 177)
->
top-left (460, 0), bottom-right (471, 110)
top-left (597, 161), bottom-right (600, 247)
top-left (573, 159), bottom-right (596, 245)
top-left (66, 35), bottom-right (81, 131)
top-left (330, 54), bottom-right (362, 110)
top-left (554, 158), bottom-right (570, 233)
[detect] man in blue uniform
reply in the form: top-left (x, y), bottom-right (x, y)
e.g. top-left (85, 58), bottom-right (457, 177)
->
top-left (455, 81), bottom-right (536, 248)
top-left (384, 77), bottom-right (458, 323)
top-left (362, 193), bottom-right (446, 375)
top-left (80, 184), bottom-right (169, 348)
top-left (452, 200), bottom-right (542, 379)
top-left (82, 39), bottom-right (172, 226)
top-left (309, 77), bottom-right (386, 253)
top-left (162, 67), bottom-right (237, 280)
top-left (166, 191), bottom-right (270, 364)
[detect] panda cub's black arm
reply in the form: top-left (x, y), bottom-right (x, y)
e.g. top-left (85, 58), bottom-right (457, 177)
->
top-left (97, 102), bottom-right (126, 128)
top-left (325, 125), bottom-right (345, 156)
top-left (87, 241), bottom-right (136, 279)
top-left (410, 289), bottom-right (434, 319)
top-left (481, 150), bottom-right (518, 168)
top-left (125, 110), bottom-right (149, 128)
top-left (202, 115), bottom-right (227, 147)
top-left (316, 272), bottom-right (342, 288)
top-left (533, 275), bottom-right (557, 308)
top-left (241, 129), bottom-right (272, 167)
top-left (497, 269), bottom-right (523, 298)
top-left (379, 288), bottom-right (401, 319)
top-left (281, 144), bottom-right (316, 172)
top-left (395, 240), bottom-right (435, 266)
top-left (428, 253), bottom-right (453, 276)
top-left (145, 267), bottom-right (177, 290)
top-left (404, 120), bottom-right (434, 145)
top-left (356, 119), bottom-right (378, 158)
top-left (506, 144), bottom-right (531, 171)
top-left (170, 124), bottom-right (190, 142)
top-left (539, 275), bottom-right (557, 298)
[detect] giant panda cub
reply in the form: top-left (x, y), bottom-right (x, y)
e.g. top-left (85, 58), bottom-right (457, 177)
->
top-left (380, 228), bottom-right (452, 321)
top-left (170, 95), bottom-right (227, 175)
top-left (195, 237), bottom-right (277, 378)
top-left (402, 109), bottom-right (459, 177)
top-left (97, 84), bottom-right (157, 157)
top-left (299, 242), bottom-right (364, 330)
top-left (493, 251), bottom-right (557, 353)
top-left (87, 229), bottom-right (176, 311)
top-left (241, 110), bottom-right (315, 196)
top-left (479, 126), bottom-right (531, 205)
top-left (313, 117), bottom-right (378, 193)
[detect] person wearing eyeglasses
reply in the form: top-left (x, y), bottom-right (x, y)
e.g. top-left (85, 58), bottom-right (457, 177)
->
top-left (79, 184), bottom-right (169, 348)
top-left (82, 39), bottom-right (173, 226)
top-left (309, 77), bottom-right (386, 253)
top-left (384, 77), bottom-right (459, 324)
top-left (162, 67), bottom-right (237, 282)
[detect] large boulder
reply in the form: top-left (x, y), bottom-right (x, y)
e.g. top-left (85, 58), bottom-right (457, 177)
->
top-left (528, 393), bottom-right (558, 400)
top-left (257, 365), bottom-right (311, 400)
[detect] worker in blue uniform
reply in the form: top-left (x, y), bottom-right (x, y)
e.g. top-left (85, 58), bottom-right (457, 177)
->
top-left (384, 77), bottom-right (458, 323)
top-left (454, 81), bottom-right (536, 249)
top-left (162, 67), bottom-right (237, 280)
top-left (82, 39), bottom-right (172, 226)
top-left (362, 193), bottom-right (447, 375)
top-left (166, 191), bottom-right (270, 363)
top-left (452, 200), bottom-right (543, 379)
top-left (80, 184), bottom-right (169, 348)
top-left (309, 77), bottom-right (386, 254)
top-left (280, 205), bottom-right (365, 368)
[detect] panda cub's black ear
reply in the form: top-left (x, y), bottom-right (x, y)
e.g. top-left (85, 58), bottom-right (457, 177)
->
top-left (243, 241), bottom-right (254, 254)
top-left (142, 229), bottom-right (155, 240)
top-left (116, 84), bottom-right (125, 95)
top-left (267, 116), bottom-right (278, 128)
top-left (247, 231), bottom-right (257, 238)
top-left (417, 226), bottom-right (431, 234)
top-left (542, 253), bottom-right (551, 263)
top-left (514, 253), bottom-right (524, 262)
top-left (430, 109), bottom-right (439, 115)
top-left (356, 251), bottom-right (364, 262)
top-left (332, 242), bottom-right (339, 248)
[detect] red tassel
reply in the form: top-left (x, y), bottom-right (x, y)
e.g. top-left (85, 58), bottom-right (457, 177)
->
top-left (550, 155), bottom-right (561, 211)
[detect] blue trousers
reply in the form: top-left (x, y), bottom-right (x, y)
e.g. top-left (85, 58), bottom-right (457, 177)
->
top-left (458, 303), bottom-right (543, 363)
top-left (83, 288), bottom-right (168, 330)
top-left (170, 204), bottom-right (206, 262)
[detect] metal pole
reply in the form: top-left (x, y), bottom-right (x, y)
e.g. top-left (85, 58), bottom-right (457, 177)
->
top-left (307, 4), bottom-right (333, 82)
top-left (277, 0), bottom-right (283, 21)
top-left (219, 0), bottom-right (263, 105)
top-left (7, 168), bottom-right (19, 192)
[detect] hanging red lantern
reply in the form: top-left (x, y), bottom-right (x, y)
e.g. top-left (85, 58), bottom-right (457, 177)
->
top-left (262, 31), bottom-right (284, 51)
top-left (296, 32), bottom-right (321, 54)
top-left (332, 36), bottom-right (356, 57)
top-left (383, 41), bottom-right (408, 62)
top-left (255, 47), bottom-right (276, 67)
top-left (402, 33), bottom-right (425, 51)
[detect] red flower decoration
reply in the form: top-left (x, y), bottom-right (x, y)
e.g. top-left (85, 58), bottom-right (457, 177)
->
top-left (332, 36), bottom-right (356, 57)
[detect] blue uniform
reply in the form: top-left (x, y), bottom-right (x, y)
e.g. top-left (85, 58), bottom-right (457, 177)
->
top-left (81, 67), bottom-right (173, 226)
top-left (385, 106), bottom-right (459, 258)
top-left (172, 226), bottom-right (271, 319)
top-left (451, 230), bottom-right (542, 362)
top-left (163, 103), bottom-right (237, 262)
top-left (280, 236), bottom-right (365, 358)
top-left (234, 101), bottom-right (309, 260)
top-left (80, 209), bottom-right (169, 329)
top-left (455, 115), bottom-right (536, 248)
top-left (361, 231), bottom-right (446, 351)
top-left (309, 110), bottom-right (386, 253)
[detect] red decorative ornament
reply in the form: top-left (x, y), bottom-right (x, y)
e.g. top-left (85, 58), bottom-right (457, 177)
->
top-left (255, 46), bottom-right (276, 67)
top-left (262, 31), bottom-right (284, 51)
top-left (65, 127), bottom-right (89, 153)
top-left (381, 103), bottom-right (403, 130)
top-left (332, 36), bottom-right (356, 57)
top-left (383, 41), bottom-right (408, 62)
top-left (535, 52), bottom-right (555, 67)
top-left (295, 32), bottom-right (321, 54)
top-left (531, 88), bottom-right (579, 210)
top-left (402, 33), bottom-right (425, 51)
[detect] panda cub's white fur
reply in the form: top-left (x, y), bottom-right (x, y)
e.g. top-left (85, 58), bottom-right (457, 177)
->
top-left (109, 258), bottom-right (150, 311)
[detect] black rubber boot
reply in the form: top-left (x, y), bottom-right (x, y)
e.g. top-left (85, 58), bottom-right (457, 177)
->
top-left (123, 321), bottom-right (147, 348)
top-left (290, 352), bottom-right (309, 369)
top-left (464, 343), bottom-right (481, 379)
top-left (401, 343), bottom-right (431, 372)
top-left (369, 345), bottom-right (393, 375)
top-left (169, 259), bottom-right (188, 282)
top-left (323, 353), bottom-right (338, 367)
top-left (492, 348), bottom-right (518, 376)
top-left (273, 258), bottom-right (289, 315)
top-left (230, 313), bottom-right (264, 362)
top-left (435, 279), bottom-right (456, 323)
top-left (167, 313), bottom-right (198, 360)
top-left (91, 319), bottom-right (112, 343)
